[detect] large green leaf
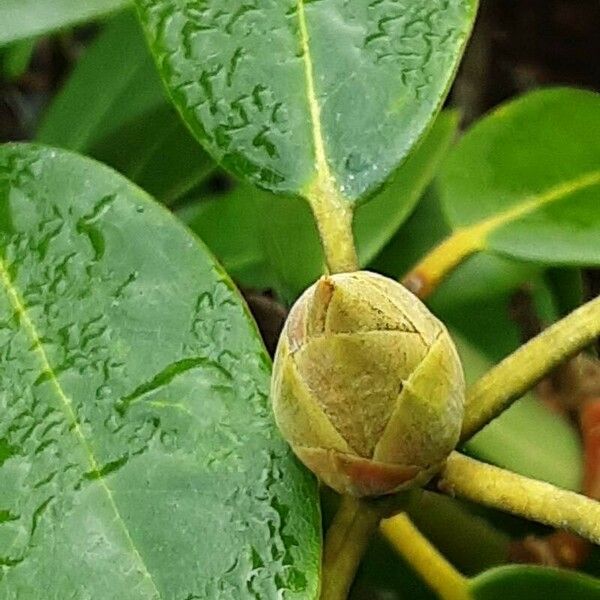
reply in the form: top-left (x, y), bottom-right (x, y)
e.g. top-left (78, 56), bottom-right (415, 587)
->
top-left (37, 12), bottom-right (214, 204)
top-left (0, 144), bottom-right (320, 598)
top-left (440, 87), bottom-right (600, 265)
top-left (470, 566), bottom-right (600, 600)
top-left (181, 111), bottom-right (458, 301)
top-left (136, 0), bottom-right (476, 201)
top-left (0, 38), bottom-right (37, 80)
top-left (0, 0), bottom-right (130, 46)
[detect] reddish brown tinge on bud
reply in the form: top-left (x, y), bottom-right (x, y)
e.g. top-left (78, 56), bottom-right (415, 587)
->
top-left (270, 271), bottom-right (465, 497)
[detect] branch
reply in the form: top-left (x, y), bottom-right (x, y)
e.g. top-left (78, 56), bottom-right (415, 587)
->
top-left (461, 295), bottom-right (600, 442)
top-left (380, 513), bottom-right (471, 600)
top-left (321, 496), bottom-right (380, 600)
top-left (438, 453), bottom-right (600, 545)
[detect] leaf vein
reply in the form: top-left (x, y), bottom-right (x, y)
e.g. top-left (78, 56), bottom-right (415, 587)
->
top-left (0, 256), bottom-right (162, 598)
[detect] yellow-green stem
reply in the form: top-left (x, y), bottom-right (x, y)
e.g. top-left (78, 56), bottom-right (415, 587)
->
top-left (402, 171), bottom-right (600, 299)
top-left (461, 295), bottom-right (600, 441)
top-left (438, 453), bottom-right (600, 545)
top-left (402, 228), bottom-right (481, 299)
top-left (308, 189), bottom-right (358, 275)
top-left (321, 496), bottom-right (380, 600)
top-left (380, 513), bottom-right (471, 600)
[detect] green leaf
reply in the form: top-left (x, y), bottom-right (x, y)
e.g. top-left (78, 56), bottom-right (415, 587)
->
top-left (0, 144), bottom-right (320, 598)
top-left (37, 12), bottom-right (164, 152)
top-left (543, 267), bottom-right (585, 320)
top-left (470, 566), bottom-right (600, 600)
top-left (408, 492), bottom-right (509, 576)
top-left (454, 333), bottom-right (582, 491)
top-left (354, 110), bottom-right (459, 264)
top-left (372, 188), bottom-right (542, 307)
top-left (177, 184), bottom-right (279, 291)
top-left (0, 38), bottom-right (37, 80)
top-left (437, 295), bottom-right (522, 362)
top-left (89, 104), bottom-right (215, 205)
top-left (440, 87), bottom-right (600, 265)
top-left (136, 0), bottom-right (476, 201)
top-left (181, 111), bottom-right (458, 301)
top-left (37, 12), bottom-right (214, 204)
top-left (0, 0), bottom-right (130, 46)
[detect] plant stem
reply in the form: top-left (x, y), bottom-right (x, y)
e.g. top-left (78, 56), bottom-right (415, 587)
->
top-left (402, 228), bottom-right (483, 299)
top-left (402, 171), bottom-right (600, 300)
top-left (308, 187), bottom-right (359, 274)
top-left (438, 452), bottom-right (600, 545)
top-left (380, 513), bottom-right (471, 600)
top-left (321, 495), bottom-right (380, 600)
top-left (461, 295), bottom-right (600, 442)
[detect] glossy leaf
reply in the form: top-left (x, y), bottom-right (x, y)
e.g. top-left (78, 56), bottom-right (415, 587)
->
top-left (37, 12), bottom-right (214, 204)
top-left (0, 0), bottom-right (129, 45)
top-left (136, 0), bottom-right (476, 201)
top-left (440, 88), bottom-right (600, 265)
top-left (0, 144), bottom-right (320, 598)
top-left (470, 566), bottom-right (600, 600)
top-left (181, 111), bottom-right (458, 301)
top-left (454, 333), bottom-right (582, 491)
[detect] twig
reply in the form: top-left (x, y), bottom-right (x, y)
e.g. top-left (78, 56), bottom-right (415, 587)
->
top-left (321, 496), bottom-right (380, 600)
top-left (438, 452), bottom-right (600, 545)
top-left (461, 295), bottom-right (600, 441)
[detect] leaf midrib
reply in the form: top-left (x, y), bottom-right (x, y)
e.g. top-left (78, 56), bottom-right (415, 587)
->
top-left (0, 256), bottom-right (161, 597)
top-left (458, 169), bottom-right (600, 248)
top-left (296, 0), bottom-right (333, 193)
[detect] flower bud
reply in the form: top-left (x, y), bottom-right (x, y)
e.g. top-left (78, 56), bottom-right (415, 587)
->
top-left (271, 271), bottom-right (465, 497)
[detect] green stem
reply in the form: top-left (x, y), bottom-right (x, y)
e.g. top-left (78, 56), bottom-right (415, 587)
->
top-left (461, 295), bottom-right (600, 442)
top-left (438, 452), bottom-right (600, 545)
top-left (402, 228), bottom-right (482, 299)
top-left (380, 512), bottom-right (472, 600)
top-left (308, 188), bottom-right (359, 275)
top-left (321, 496), bottom-right (380, 600)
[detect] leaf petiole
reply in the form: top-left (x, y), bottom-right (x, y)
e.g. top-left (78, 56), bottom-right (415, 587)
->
top-left (381, 512), bottom-right (471, 600)
top-left (438, 452), bottom-right (600, 545)
top-left (461, 295), bottom-right (600, 441)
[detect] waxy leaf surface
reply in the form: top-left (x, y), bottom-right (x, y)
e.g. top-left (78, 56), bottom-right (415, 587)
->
top-left (440, 88), bottom-right (600, 265)
top-left (0, 144), bottom-right (320, 598)
top-left (136, 0), bottom-right (476, 201)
